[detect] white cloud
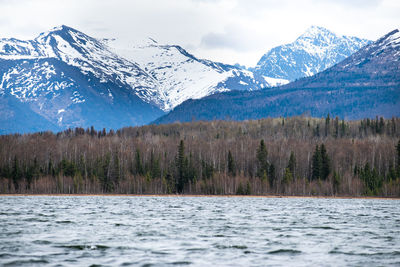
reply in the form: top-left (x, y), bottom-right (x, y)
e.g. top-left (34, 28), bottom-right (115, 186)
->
top-left (0, 0), bottom-right (399, 66)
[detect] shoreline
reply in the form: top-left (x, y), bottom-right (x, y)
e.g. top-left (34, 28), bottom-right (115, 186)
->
top-left (0, 193), bottom-right (398, 200)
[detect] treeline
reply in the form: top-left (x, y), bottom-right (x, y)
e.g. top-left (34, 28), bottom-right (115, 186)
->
top-left (0, 116), bottom-right (399, 197)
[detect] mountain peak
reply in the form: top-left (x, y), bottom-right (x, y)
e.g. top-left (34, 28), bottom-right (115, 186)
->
top-left (34, 25), bottom-right (84, 42)
top-left (255, 26), bottom-right (371, 81)
top-left (299, 26), bottom-right (334, 38)
top-left (377, 29), bottom-right (399, 45)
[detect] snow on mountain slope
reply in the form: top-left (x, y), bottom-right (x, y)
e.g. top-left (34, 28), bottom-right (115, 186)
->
top-left (0, 26), bottom-right (166, 133)
top-left (262, 76), bottom-right (290, 87)
top-left (254, 26), bottom-right (371, 81)
top-left (154, 29), bottom-right (400, 125)
top-left (0, 26), bottom-right (163, 107)
top-left (105, 38), bottom-right (263, 111)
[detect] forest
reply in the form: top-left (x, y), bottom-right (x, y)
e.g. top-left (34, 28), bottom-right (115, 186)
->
top-left (0, 116), bottom-right (399, 197)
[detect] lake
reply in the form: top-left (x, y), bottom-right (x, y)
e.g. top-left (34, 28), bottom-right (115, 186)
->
top-left (0, 196), bottom-right (399, 266)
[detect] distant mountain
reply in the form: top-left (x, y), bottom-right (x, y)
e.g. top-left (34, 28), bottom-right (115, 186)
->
top-left (105, 38), bottom-right (265, 111)
top-left (253, 26), bottom-right (371, 81)
top-left (0, 26), bottom-right (266, 134)
top-left (0, 26), bottom-right (164, 134)
top-left (154, 29), bottom-right (400, 124)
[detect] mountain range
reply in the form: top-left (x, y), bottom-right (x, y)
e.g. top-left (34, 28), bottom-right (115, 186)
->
top-left (154, 29), bottom-right (400, 124)
top-left (253, 26), bottom-right (371, 81)
top-left (0, 25), bottom-right (390, 134)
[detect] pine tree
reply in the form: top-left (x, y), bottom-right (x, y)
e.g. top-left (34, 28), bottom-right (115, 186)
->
top-left (135, 149), bottom-right (144, 175)
top-left (245, 181), bottom-right (251, 195)
top-left (334, 117), bottom-right (339, 138)
top-left (396, 140), bottom-right (400, 176)
top-left (333, 171), bottom-right (340, 195)
top-left (112, 151), bottom-right (121, 183)
top-left (12, 156), bottom-right (21, 191)
top-left (325, 114), bottom-right (330, 136)
top-left (287, 151), bottom-right (296, 179)
top-left (340, 120), bottom-right (346, 137)
top-left (227, 150), bottom-right (236, 176)
top-left (176, 140), bottom-right (187, 193)
top-left (149, 151), bottom-right (161, 179)
top-left (320, 144), bottom-right (331, 180)
top-left (283, 168), bottom-right (293, 185)
top-left (315, 124), bottom-right (320, 137)
top-left (256, 139), bottom-right (269, 178)
top-left (312, 145), bottom-right (322, 180)
top-left (268, 163), bottom-right (276, 188)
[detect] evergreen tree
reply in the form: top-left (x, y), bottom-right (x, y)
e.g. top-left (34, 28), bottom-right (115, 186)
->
top-left (149, 151), bottom-right (161, 179)
top-left (315, 124), bottom-right (320, 137)
top-left (340, 120), bottom-right (346, 137)
top-left (333, 171), bottom-right (340, 195)
top-left (287, 151), bottom-right (296, 179)
top-left (48, 158), bottom-right (55, 176)
top-left (11, 156), bottom-right (21, 191)
top-left (202, 160), bottom-right (214, 179)
top-left (112, 151), bottom-right (121, 183)
top-left (359, 163), bottom-right (382, 195)
top-left (256, 139), bottom-right (269, 178)
top-left (268, 163), bottom-right (276, 188)
top-left (245, 181), bottom-right (251, 195)
top-left (135, 149), bottom-right (144, 175)
top-left (325, 114), bottom-right (330, 136)
top-left (320, 144), bottom-right (331, 180)
top-left (312, 145), bottom-right (322, 180)
top-left (26, 157), bottom-right (40, 189)
top-left (334, 117), bottom-right (339, 138)
top-left (283, 168), bottom-right (293, 185)
top-left (227, 150), bottom-right (236, 176)
top-left (396, 140), bottom-right (400, 172)
top-left (176, 140), bottom-right (187, 193)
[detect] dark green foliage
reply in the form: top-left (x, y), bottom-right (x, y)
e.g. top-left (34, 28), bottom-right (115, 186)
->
top-left (314, 124), bottom-right (320, 137)
top-left (283, 168), bottom-right (293, 185)
top-left (333, 171), bottom-right (340, 194)
top-left (135, 149), bottom-right (144, 175)
top-left (176, 140), bottom-right (186, 193)
top-left (268, 164), bottom-right (276, 188)
top-left (175, 140), bottom-right (196, 193)
top-left (397, 140), bottom-right (400, 175)
top-left (245, 181), bottom-right (251, 195)
top-left (227, 150), bottom-right (236, 176)
top-left (312, 144), bottom-right (330, 180)
top-left (236, 181), bottom-right (251, 195)
top-left (58, 159), bottom-right (77, 177)
top-left (26, 157), bottom-right (40, 189)
top-left (202, 160), bottom-right (214, 179)
top-left (358, 163), bottom-right (383, 195)
top-left (147, 151), bottom-right (161, 179)
top-left (287, 152), bottom-right (296, 179)
top-left (312, 145), bottom-right (322, 180)
top-left (320, 144), bottom-right (331, 180)
top-left (334, 117), bottom-right (339, 138)
top-left (325, 114), bottom-right (330, 136)
top-left (12, 156), bottom-right (21, 191)
top-left (236, 183), bottom-right (245, 195)
top-left (256, 140), bottom-right (269, 178)
top-left (340, 120), bottom-right (346, 137)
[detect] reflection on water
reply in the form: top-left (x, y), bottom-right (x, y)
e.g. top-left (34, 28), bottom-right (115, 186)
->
top-left (0, 196), bottom-right (399, 266)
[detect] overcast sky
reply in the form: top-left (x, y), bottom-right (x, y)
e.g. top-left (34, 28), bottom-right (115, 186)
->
top-left (1, 0), bottom-right (399, 66)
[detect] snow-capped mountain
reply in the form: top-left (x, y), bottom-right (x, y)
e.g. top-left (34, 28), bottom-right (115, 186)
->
top-left (0, 26), bottom-right (164, 133)
top-left (105, 38), bottom-right (263, 111)
top-left (0, 25), bottom-right (267, 134)
top-left (154, 29), bottom-right (400, 124)
top-left (254, 26), bottom-right (371, 81)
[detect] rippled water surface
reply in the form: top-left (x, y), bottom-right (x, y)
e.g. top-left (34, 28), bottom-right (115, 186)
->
top-left (0, 196), bottom-right (399, 266)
